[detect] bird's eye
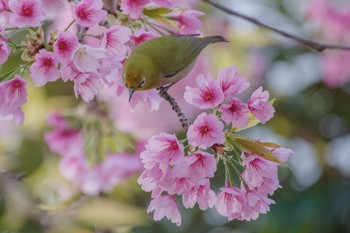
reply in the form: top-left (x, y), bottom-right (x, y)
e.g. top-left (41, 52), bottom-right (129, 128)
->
top-left (138, 78), bottom-right (146, 88)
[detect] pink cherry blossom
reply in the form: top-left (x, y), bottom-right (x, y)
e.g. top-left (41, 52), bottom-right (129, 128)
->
top-left (177, 10), bottom-right (204, 34)
top-left (219, 97), bottom-right (249, 129)
top-left (46, 112), bottom-right (68, 129)
top-left (321, 51), bottom-right (350, 88)
top-left (186, 151), bottom-right (217, 181)
top-left (241, 153), bottom-right (279, 194)
top-left (73, 72), bottom-right (102, 102)
top-left (129, 90), bottom-right (162, 112)
top-left (157, 163), bottom-right (190, 195)
top-left (72, 44), bottom-right (105, 73)
top-left (100, 153), bottom-right (142, 192)
top-left (0, 39), bottom-right (10, 65)
top-left (100, 25), bottom-right (131, 56)
top-left (45, 127), bottom-right (84, 157)
top-left (0, 75), bottom-right (27, 125)
top-left (216, 66), bottom-right (249, 97)
top-left (140, 132), bottom-right (184, 169)
top-left (308, 0), bottom-right (350, 39)
top-left (8, 0), bottom-right (45, 27)
top-left (74, 0), bottom-right (107, 27)
top-left (120, 0), bottom-right (150, 19)
top-left (240, 189), bottom-right (275, 221)
top-left (182, 179), bottom-right (216, 210)
top-left (29, 49), bottom-right (60, 86)
top-left (215, 184), bottom-right (246, 221)
top-left (58, 154), bottom-right (87, 180)
top-left (130, 29), bottom-right (156, 46)
top-left (60, 61), bottom-right (80, 82)
top-left (147, 195), bottom-right (182, 226)
top-left (248, 87), bottom-right (275, 124)
top-left (138, 166), bottom-right (163, 193)
top-left (271, 147), bottom-right (293, 163)
top-left (79, 166), bottom-right (104, 196)
top-left (187, 113), bottom-right (225, 149)
top-left (54, 32), bottom-right (79, 63)
top-left (184, 74), bottom-right (224, 109)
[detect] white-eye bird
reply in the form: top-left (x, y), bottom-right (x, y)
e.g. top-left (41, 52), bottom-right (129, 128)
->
top-left (122, 34), bottom-right (227, 101)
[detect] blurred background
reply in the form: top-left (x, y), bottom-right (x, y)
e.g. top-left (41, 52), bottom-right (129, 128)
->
top-left (1, 0), bottom-right (350, 232)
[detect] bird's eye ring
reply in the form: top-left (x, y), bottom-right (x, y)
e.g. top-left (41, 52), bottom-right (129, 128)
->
top-left (138, 78), bottom-right (146, 88)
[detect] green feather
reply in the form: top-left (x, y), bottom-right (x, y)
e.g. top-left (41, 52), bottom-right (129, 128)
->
top-left (134, 35), bottom-right (227, 78)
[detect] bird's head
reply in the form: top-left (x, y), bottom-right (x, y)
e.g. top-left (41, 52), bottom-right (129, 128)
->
top-left (122, 53), bottom-right (158, 101)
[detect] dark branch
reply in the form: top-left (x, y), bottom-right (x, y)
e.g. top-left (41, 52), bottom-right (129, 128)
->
top-left (202, 0), bottom-right (350, 52)
top-left (158, 88), bottom-right (190, 131)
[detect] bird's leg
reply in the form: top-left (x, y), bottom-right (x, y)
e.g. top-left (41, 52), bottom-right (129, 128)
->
top-left (157, 80), bottom-right (179, 94)
top-left (158, 84), bottom-right (190, 131)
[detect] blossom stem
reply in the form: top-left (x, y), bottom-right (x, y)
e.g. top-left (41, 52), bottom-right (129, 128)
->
top-left (202, 0), bottom-right (350, 52)
top-left (76, 33), bottom-right (100, 39)
top-left (144, 21), bottom-right (166, 36)
top-left (0, 67), bottom-right (20, 81)
top-left (224, 159), bottom-right (235, 186)
top-left (158, 87), bottom-right (190, 131)
top-left (64, 19), bottom-right (76, 32)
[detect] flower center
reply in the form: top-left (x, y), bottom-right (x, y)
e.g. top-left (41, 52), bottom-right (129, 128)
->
top-left (42, 57), bottom-right (53, 67)
top-left (200, 124), bottom-right (210, 135)
top-left (201, 88), bottom-right (214, 101)
top-left (77, 9), bottom-right (89, 20)
top-left (21, 4), bottom-right (33, 17)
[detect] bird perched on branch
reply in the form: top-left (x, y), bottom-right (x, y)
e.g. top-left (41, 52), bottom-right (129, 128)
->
top-left (122, 34), bottom-right (227, 101)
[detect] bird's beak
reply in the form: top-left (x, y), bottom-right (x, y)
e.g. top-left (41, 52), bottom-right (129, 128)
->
top-left (129, 88), bottom-right (135, 102)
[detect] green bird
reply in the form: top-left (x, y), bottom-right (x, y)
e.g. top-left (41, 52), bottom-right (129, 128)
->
top-left (122, 34), bottom-right (227, 101)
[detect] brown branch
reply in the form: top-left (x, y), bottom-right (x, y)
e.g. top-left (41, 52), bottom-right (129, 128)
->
top-left (202, 0), bottom-right (350, 52)
top-left (158, 88), bottom-right (190, 131)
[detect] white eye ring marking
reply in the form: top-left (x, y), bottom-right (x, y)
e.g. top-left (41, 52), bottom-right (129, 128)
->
top-left (140, 77), bottom-right (146, 88)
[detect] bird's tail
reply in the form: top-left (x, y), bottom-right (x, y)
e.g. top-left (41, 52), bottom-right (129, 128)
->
top-left (200, 35), bottom-right (229, 44)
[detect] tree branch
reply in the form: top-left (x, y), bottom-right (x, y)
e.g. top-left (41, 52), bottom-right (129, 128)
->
top-left (202, 0), bottom-right (350, 52)
top-left (158, 88), bottom-right (190, 131)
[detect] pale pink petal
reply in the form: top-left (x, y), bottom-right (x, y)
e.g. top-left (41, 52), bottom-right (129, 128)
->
top-left (72, 44), bottom-right (105, 73)
top-left (248, 87), bottom-right (275, 124)
top-left (120, 0), bottom-right (150, 19)
top-left (147, 195), bottom-right (182, 226)
top-left (73, 72), bottom-right (102, 102)
top-left (0, 39), bottom-right (10, 65)
top-left (184, 74), bottom-right (224, 109)
top-left (219, 97), bottom-right (249, 129)
top-left (8, 0), bottom-right (45, 27)
top-left (74, 0), bottom-right (107, 27)
top-left (216, 66), bottom-right (249, 97)
top-left (187, 112), bottom-right (225, 149)
top-left (54, 31), bottom-right (79, 63)
top-left (29, 49), bottom-right (60, 86)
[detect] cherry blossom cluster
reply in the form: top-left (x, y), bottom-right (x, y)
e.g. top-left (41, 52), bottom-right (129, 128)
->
top-left (45, 112), bottom-right (143, 195)
top-left (0, 0), bottom-right (204, 125)
top-left (138, 67), bottom-right (293, 226)
top-left (308, 0), bottom-right (350, 88)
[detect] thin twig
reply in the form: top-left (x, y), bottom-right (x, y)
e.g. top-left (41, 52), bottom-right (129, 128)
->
top-left (158, 88), bottom-right (190, 131)
top-left (202, 0), bottom-right (350, 52)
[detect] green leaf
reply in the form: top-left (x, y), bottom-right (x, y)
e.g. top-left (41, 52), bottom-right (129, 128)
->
top-left (143, 8), bottom-right (172, 17)
top-left (143, 8), bottom-right (177, 28)
top-left (233, 136), bottom-right (282, 164)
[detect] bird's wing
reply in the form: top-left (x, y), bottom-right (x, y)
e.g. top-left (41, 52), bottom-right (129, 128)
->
top-left (161, 36), bottom-right (208, 78)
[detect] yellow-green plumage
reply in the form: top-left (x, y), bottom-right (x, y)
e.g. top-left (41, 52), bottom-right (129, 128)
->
top-left (122, 35), bottom-right (227, 100)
